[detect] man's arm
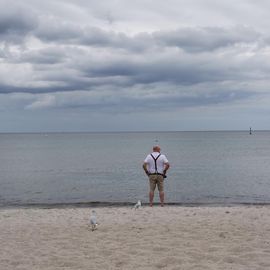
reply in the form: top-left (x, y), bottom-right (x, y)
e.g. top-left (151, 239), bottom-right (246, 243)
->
top-left (163, 162), bottom-right (170, 175)
top-left (142, 162), bottom-right (149, 175)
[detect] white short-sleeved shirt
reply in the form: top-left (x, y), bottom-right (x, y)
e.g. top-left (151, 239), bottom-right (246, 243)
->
top-left (144, 152), bottom-right (169, 174)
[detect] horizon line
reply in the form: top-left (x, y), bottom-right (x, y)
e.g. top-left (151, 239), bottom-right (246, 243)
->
top-left (0, 129), bottom-right (269, 134)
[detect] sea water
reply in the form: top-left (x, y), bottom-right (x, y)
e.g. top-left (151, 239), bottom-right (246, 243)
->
top-left (1, 131), bottom-right (270, 206)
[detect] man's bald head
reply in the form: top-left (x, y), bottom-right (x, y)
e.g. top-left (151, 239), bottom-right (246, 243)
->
top-left (153, 145), bottom-right (161, 152)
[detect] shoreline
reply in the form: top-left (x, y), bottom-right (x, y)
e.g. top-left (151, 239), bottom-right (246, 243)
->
top-left (2, 201), bottom-right (270, 209)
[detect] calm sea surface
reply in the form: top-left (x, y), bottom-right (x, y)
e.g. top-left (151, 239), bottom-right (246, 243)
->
top-left (1, 131), bottom-right (270, 206)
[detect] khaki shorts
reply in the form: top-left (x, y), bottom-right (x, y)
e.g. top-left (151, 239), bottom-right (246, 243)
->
top-left (149, 174), bottom-right (164, 192)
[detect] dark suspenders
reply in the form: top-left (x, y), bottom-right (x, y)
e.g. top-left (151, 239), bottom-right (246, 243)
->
top-left (150, 153), bottom-right (161, 174)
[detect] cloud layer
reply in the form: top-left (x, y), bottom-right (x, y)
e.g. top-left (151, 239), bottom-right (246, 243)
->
top-left (1, 0), bottom-right (270, 131)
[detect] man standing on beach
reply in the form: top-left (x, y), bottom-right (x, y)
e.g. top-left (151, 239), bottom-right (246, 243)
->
top-left (143, 146), bottom-right (170, 207)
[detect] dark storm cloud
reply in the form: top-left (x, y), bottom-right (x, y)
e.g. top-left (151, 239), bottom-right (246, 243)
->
top-left (34, 20), bottom-right (80, 43)
top-left (0, 79), bottom-right (98, 94)
top-left (35, 22), bottom-right (151, 52)
top-left (0, 3), bottom-right (38, 43)
top-left (81, 51), bottom-right (253, 88)
top-left (20, 48), bottom-right (67, 65)
top-left (34, 22), bottom-right (261, 53)
top-left (153, 26), bottom-right (261, 52)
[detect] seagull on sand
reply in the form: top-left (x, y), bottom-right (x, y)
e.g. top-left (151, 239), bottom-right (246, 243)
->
top-left (134, 200), bottom-right (142, 210)
top-left (90, 210), bottom-right (97, 231)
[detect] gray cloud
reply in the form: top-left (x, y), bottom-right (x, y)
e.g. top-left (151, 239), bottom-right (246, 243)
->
top-left (34, 22), bottom-right (263, 53)
top-left (20, 47), bottom-right (68, 65)
top-left (1, 0), bottom-right (270, 131)
top-left (0, 2), bottom-right (38, 43)
top-left (10, 83), bottom-right (255, 116)
top-left (153, 26), bottom-right (261, 52)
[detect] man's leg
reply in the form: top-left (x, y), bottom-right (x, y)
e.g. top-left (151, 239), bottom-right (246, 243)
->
top-left (149, 176), bottom-right (156, 207)
top-left (159, 191), bottom-right (165, 206)
top-left (149, 191), bottom-right (154, 207)
top-left (157, 176), bottom-right (165, 206)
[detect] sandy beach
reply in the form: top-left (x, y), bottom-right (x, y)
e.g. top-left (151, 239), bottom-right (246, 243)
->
top-left (1, 205), bottom-right (270, 270)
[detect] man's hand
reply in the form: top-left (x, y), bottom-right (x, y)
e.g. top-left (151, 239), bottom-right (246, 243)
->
top-left (163, 170), bottom-right (167, 178)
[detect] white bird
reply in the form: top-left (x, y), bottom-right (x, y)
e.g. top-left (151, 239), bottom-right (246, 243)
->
top-left (134, 200), bottom-right (142, 209)
top-left (89, 210), bottom-right (97, 231)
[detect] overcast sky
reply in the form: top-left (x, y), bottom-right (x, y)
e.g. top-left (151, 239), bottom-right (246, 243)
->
top-left (1, 0), bottom-right (270, 132)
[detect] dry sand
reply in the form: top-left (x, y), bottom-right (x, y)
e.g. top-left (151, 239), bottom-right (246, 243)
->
top-left (1, 205), bottom-right (270, 270)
